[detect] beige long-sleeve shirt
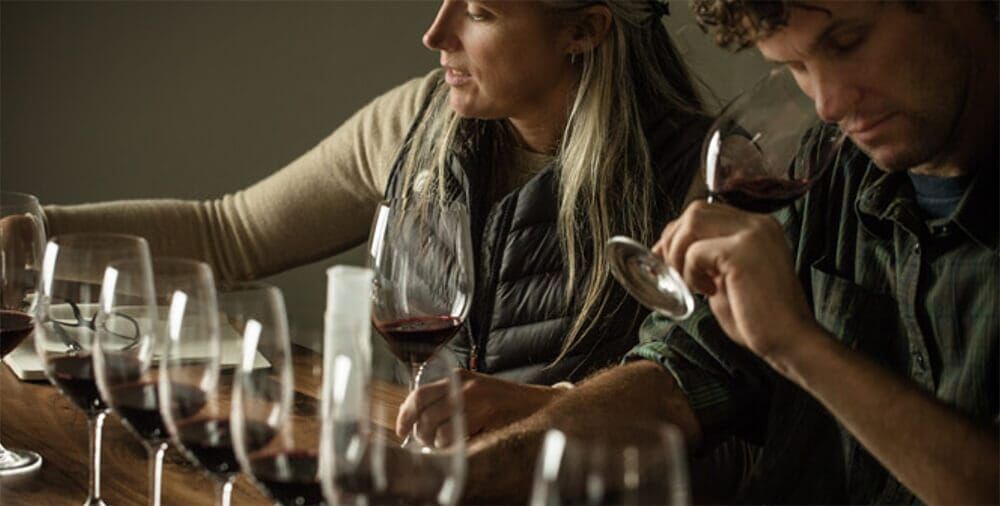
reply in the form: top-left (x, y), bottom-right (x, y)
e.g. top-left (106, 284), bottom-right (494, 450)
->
top-left (44, 71), bottom-right (552, 283)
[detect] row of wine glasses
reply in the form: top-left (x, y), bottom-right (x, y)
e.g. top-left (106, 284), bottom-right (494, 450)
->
top-left (4, 223), bottom-right (691, 506)
top-left (26, 231), bottom-right (316, 506)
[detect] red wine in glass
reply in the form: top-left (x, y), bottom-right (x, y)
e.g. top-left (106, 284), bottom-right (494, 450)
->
top-left (47, 353), bottom-right (111, 415)
top-left (0, 309), bottom-right (33, 358)
top-left (249, 449), bottom-right (324, 506)
top-left (111, 381), bottom-right (207, 444)
top-left (374, 315), bottom-right (462, 366)
top-left (175, 417), bottom-right (277, 480)
top-left (710, 175), bottom-right (811, 214)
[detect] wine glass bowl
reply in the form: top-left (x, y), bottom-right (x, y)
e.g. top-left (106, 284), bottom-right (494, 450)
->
top-left (606, 237), bottom-right (693, 320)
top-left (0, 191), bottom-right (47, 476)
top-left (608, 67), bottom-right (845, 320)
top-left (369, 197), bottom-right (474, 370)
top-left (530, 423), bottom-right (690, 506)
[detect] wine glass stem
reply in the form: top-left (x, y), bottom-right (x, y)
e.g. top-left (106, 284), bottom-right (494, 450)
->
top-left (147, 443), bottom-right (167, 506)
top-left (401, 361), bottom-right (427, 448)
top-left (410, 361), bottom-right (426, 390)
top-left (86, 412), bottom-right (107, 504)
top-left (216, 478), bottom-right (234, 506)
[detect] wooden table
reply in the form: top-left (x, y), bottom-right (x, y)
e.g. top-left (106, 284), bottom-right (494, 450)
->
top-left (0, 346), bottom-right (406, 506)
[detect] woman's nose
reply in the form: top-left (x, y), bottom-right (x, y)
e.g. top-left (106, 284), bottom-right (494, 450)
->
top-left (423, 1), bottom-right (460, 52)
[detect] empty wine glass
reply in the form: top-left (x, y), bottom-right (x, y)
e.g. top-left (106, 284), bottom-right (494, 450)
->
top-left (607, 66), bottom-right (846, 319)
top-left (0, 191), bottom-right (46, 476)
top-left (368, 196), bottom-right (473, 448)
top-left (323, 347), bottom-right (467, 506)
top-left (35, 233), bottom-right (153, 505)
top-left (318, 265), bottom-right (374, 506)
top-left (530, 423), bottom-right (690, 506)
top-left (320, 349), bottom-right (375, 506)
top-left (229, 282), bottom-right (328, 506)
top-left (157, 259), bottom-right (274, 506)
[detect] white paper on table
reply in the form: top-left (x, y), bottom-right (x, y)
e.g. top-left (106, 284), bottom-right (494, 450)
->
top-left (4, 303), bottom-right (269, 381)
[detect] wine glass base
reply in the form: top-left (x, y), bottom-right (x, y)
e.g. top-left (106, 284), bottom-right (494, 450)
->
top-left (0, 449), bottom-right (42, 477)
top-left (606, 236), bottom-right (695, 320)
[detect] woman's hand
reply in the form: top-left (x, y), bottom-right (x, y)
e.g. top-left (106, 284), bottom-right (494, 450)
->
top-left (396, 369), bottom-right (564, 448)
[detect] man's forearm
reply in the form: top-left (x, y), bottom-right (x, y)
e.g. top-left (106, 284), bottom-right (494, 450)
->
top-left (463, 360), bottom-right (701, 503)
top-left (770, 328), bottom-right (998, 505)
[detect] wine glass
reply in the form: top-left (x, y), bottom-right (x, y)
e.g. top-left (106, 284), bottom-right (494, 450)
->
top-left (322, 348), bottom-right (467, 506)
top-left (156, 259), bottom-right (271, 506)
top-left (229, 282), bottom-right (328, 506)
top-left (530, 423), bottom-right (690, 506)
top-left (0, 191), bottom-right (46, 476)
top-left (607, 66), bottom-right (846, 319)
top-left (34, 233), bottom-right (153, 505)
top-left (318, 265), bottom-right (374, 506)
top-left (92, 255), bottom-right (185, 506)
top-left (368, 196), bottom-right (473, 448)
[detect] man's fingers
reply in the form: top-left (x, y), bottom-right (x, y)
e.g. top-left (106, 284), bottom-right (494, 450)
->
top-left (660, 202), bottom-right (756, 274)
top-left (653, 218), bottom-right (680, 258)
top-left (682, 235), bottom-right (742, 296)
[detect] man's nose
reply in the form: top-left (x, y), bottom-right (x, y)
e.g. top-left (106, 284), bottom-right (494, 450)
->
top-left (811, 69), bottom-right (861, 124)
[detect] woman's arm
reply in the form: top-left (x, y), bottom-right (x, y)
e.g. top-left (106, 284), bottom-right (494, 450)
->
top-left (44, 71), bottom-right (441, 283)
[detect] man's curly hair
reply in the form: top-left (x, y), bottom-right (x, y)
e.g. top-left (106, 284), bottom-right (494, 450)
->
top-left (692, 0), bottom-right (998, 51)
top-left (691, 0), bottom-right (791, 50)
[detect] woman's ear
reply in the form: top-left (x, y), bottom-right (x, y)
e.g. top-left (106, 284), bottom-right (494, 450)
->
top-left (567, 4), bottom-right (613, 53)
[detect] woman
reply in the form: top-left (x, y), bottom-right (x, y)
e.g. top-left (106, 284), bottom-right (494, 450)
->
top-left (37, 0), bottom-right (709, 441)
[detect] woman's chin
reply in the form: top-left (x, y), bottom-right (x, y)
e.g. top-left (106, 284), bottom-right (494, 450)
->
top-left (447, 92), bottom-right (499, 120)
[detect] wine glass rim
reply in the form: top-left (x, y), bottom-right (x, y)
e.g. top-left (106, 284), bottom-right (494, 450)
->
top-left (545, 421), bottom-right (685, 445)
top-left (217, 280), bottom-right (281, 294)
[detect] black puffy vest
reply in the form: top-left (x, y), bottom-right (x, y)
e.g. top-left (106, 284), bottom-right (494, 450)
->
top-left (383, 83), bottom-right (709, 385)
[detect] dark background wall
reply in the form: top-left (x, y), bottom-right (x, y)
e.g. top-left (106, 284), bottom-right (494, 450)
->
top-left (1, 0), bottom-right (765, 343)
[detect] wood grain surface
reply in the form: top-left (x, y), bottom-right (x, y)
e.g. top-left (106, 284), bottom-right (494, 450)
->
top-left (0, 345), bottom-right (407, 505)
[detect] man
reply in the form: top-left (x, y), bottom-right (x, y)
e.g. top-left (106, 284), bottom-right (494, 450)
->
top-left (447, 1), bottom-right (997, 503)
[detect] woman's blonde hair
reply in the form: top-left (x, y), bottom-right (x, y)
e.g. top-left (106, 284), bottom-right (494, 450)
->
top-left (399, 0), bottom-right (703, 361)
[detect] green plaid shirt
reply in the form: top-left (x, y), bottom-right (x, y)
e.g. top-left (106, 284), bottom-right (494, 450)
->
top-left (628, 143), bottom-right (998, 504)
